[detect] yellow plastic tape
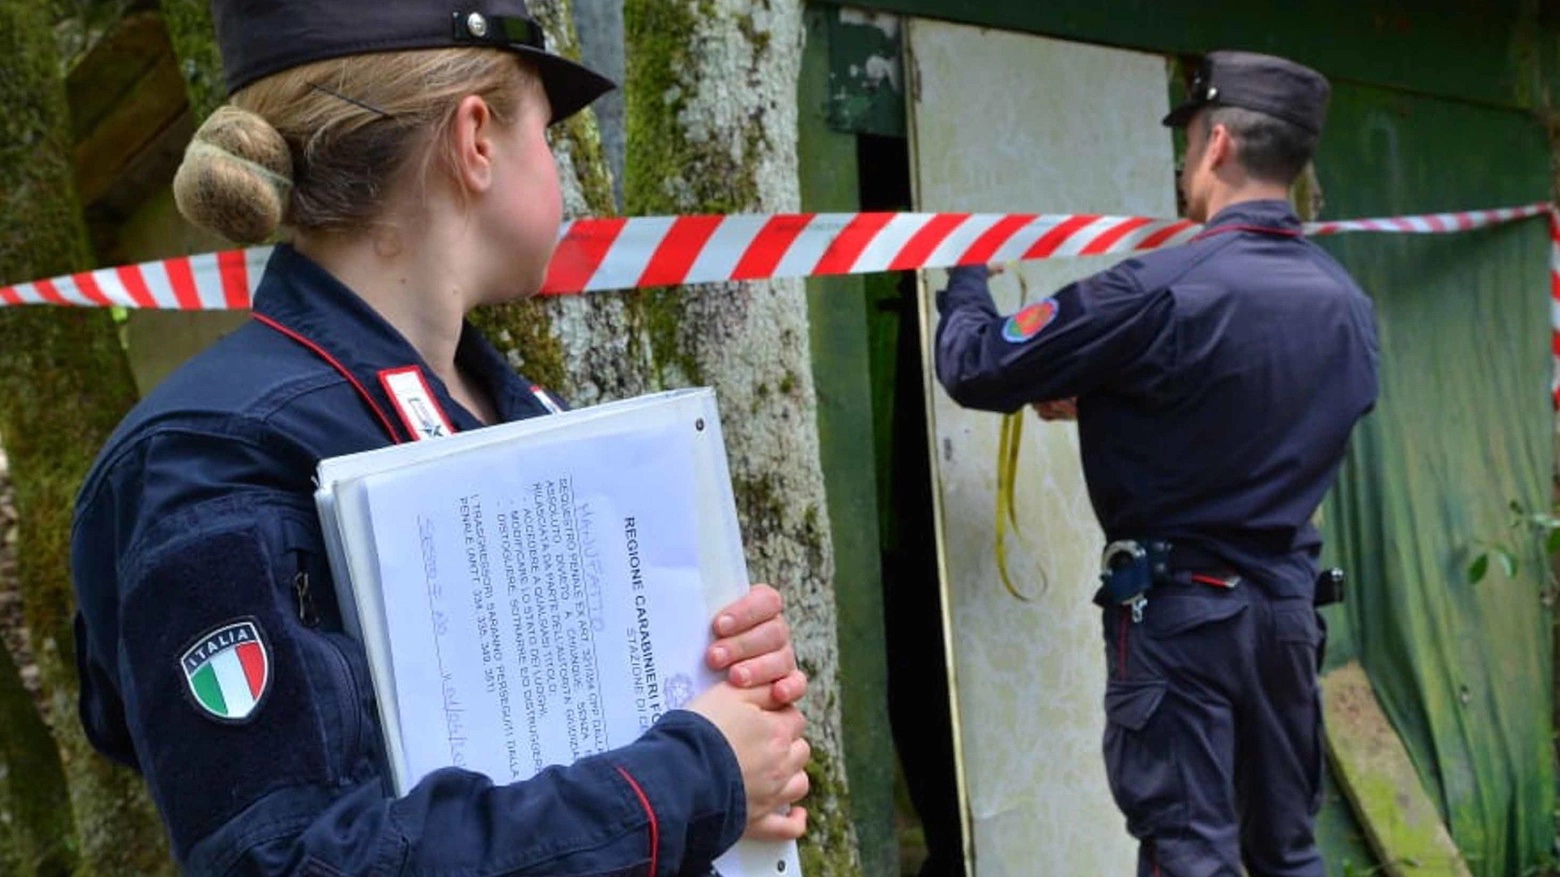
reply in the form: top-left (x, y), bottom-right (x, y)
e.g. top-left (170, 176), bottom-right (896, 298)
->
top-left (993, 269), bottom-right (1049, 602)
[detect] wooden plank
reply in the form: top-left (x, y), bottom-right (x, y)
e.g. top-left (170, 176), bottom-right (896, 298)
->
top-left (66, 11), bottom-right (174, 140)
top-left (72, 50), bottom-right (187, 207)
top-left (797, 9), bottom-right (899, 877)
top-left (1322, 661), bottom-right (1472, 877)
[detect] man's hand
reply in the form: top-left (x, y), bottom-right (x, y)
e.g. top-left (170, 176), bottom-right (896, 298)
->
top-left (707, 584), bottom-right (807, 707)
top-left (1031, 398), bottom-right (1078, 421)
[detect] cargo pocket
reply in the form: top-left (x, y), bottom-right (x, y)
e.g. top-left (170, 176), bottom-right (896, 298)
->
top-left (1144, 591), bottom-right (1247, 639)
top-left (1273, 605), bottom-right (1322, 647)
top-left (1102, 678), bottom-right (1183, 838)
top-left (1272, 605), bottom-right (1325, 814)
top-left (1272, 605), bottom-right (1323, 700)
top-left (278, 514), bottom-right (374, 784)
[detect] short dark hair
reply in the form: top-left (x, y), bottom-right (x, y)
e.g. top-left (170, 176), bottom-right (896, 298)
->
top-left (1202, 106), bottom-right (1317, 184)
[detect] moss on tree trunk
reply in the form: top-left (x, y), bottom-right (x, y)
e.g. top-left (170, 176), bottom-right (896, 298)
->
top-left (156, 0), bottom-right (226, 120)
top-left (623, 1), bottom-right (860, 871)
top-left (0, 637), bottom-right (74, 877)
top-left (0, 1), bottom-right (172, 873)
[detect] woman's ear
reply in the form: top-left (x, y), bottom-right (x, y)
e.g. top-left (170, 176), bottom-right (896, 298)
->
top-left (449, 94), bottom-right (497, 193)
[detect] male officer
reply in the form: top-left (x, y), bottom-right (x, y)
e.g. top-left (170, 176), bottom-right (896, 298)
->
top-left (933, 52), bottom-right (1379, 876)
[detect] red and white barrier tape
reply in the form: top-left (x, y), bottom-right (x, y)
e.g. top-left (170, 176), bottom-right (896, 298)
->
top-left (3, 201), bottom-right (1556, 400)
top-left (1550, 210), bottom-right (1560, 407)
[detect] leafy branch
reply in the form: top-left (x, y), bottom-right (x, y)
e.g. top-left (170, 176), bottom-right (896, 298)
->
top-left (1466, 500), bottom-right (1560, 585)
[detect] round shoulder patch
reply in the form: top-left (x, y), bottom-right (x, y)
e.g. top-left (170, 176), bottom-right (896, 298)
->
top-left (180, 618), bottom-right (272, 724)
top-left (1002, 297), bottom-right (1059, 344)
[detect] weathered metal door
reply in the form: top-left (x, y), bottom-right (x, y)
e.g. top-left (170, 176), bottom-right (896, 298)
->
top-left (906, 20), bottom-right (1176, 875)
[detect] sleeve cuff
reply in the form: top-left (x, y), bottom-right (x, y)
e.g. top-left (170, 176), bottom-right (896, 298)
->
top-left (613, 709), bottom-right (747, 873)
top-left (937, 265), bottom-right (997, 316)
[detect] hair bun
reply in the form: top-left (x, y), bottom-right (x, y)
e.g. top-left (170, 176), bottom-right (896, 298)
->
top-left (172, 106), bottom-right (293, 245)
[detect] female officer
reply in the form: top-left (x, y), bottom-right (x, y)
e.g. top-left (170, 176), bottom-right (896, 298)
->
top-left (69, 1), bottom-right (811, 874)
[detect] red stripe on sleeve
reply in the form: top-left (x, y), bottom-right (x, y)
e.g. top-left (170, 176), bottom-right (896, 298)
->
top-left (541, 218), bottom-right (629, 295)
top-left (615, 766), bottom-right (659, 877)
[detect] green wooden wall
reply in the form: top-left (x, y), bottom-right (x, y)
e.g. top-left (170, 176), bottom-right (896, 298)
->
top-left (799, 9), bottom-right (900, 877)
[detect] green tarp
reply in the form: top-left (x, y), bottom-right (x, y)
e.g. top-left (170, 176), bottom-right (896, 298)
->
top-left (1317, 82), bottom-right (1556, 877)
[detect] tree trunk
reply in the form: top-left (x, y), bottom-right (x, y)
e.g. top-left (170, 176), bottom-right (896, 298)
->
top-left (0, 638), bottom-right (74, 877)
top-left (622, 3), bottom-right (860, 872)
top-left (0, 1), bottom-right (172, 873)
top-left (0, 443), bottom-right (71, 877)
top-left (0, 633), bottom-right (74, 873)
top-left (156, 0), bottom-right (226, 120)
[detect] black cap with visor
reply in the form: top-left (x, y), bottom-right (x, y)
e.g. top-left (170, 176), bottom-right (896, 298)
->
top-left (211, 0), bottom-right (616, 123)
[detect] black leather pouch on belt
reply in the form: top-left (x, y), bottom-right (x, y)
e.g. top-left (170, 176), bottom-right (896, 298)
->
top-left (1314, 567), bottom-right (1345, 607)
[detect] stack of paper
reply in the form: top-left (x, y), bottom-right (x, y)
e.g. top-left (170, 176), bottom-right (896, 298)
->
top-left (315, 388), bottom-right (800, 876)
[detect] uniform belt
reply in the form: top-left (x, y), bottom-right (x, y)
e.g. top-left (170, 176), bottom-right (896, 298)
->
top-left (1163, 543), bottom-right (1240, 579)
top-left (1101, 539), bottom-right (1345, 608)
top-left (1098, 539), bottom-right (1236, 577)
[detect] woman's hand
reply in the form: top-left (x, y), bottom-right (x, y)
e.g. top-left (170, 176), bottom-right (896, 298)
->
top-left (707, 584), bottom-right (807, 707)
top-left (688, 683), bottom-right (810, 841)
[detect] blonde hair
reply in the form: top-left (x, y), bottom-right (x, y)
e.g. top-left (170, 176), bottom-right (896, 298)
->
top-left (173, 48), bottom-right (540, 244)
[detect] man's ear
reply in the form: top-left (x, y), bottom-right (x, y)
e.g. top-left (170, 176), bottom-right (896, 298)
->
top-left (449, 95), bottom-right (497, 193)
top-left (1207, 123), bottom-right (1236, 171)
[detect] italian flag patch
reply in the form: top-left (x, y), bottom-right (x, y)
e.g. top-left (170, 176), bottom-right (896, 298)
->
top-left (181, 619), bottom-right (271, 723)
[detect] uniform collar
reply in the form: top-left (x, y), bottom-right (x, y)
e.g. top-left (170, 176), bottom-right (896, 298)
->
top-left (250, 244), bottom-right (545, 438)
top-left (1203, 199), bottom-right (1303, 235)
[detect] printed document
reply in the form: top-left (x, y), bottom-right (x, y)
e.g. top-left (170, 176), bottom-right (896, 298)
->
top-left (316, 389), bottom-right (799, 876)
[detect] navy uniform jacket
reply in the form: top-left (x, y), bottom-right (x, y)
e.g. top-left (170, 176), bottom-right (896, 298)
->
top-left (935, 200), bottom-right (1379, 596)
top-left (71, 245), bottom-right (745, 875)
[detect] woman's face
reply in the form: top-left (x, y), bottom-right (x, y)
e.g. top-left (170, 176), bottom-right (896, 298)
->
top-left (479, 85), bottom-right (563, 301)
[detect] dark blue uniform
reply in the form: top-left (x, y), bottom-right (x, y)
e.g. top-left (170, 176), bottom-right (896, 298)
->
top-left (71, 245), bottom-right (745, 875)
top-left (935, 199), bottom-right (1378, 876)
